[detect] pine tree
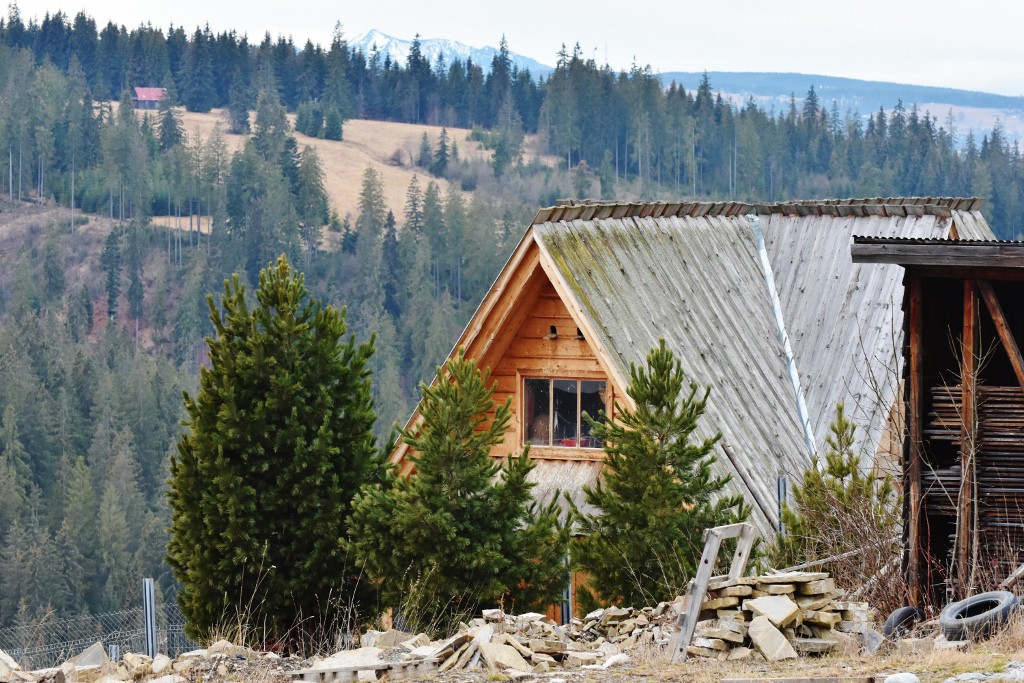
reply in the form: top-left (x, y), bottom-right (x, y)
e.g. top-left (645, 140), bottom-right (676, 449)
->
top-left (417, 132), bottom-right (432, 169)
top-left (157, 92), bottom-right (184, 150)
top-left (430, 127), bottom-right (449, 176)
top-left (101, 229), bottom-right (120, 320)
top-left (570, 339), bottom-right (749, 609)
top-left (227, 76), bottom-right (250, 135)
top-left (168, 255), bottom-right (381, 646)
top-left (323, 106), bottom-right (343, 141)
top-left (767, 404), bottom-right (899, 596)
top-left (348, 351), bottom-right (568, 634)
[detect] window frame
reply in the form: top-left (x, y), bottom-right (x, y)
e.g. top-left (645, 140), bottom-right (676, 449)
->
top-left (520, 376), bottom-right (607, 450)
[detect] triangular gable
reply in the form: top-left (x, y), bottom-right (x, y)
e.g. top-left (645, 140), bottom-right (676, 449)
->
top-left (388, 229), bottom-right (629, 476)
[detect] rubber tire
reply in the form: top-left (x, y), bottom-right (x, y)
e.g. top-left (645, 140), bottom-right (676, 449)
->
top-left (884, 606), bottom-right (925, 639)
top-left (939, 590), bottom-right (1017, 641)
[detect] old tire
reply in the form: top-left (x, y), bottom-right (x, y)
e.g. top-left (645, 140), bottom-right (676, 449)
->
top-left (939, 590), bottom-right (1017, 641)
top-left (884, 606), bottom-right (925, 639)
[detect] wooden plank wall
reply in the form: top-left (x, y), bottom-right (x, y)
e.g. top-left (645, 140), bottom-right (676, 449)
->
top-left (488, 280), bottom-right (608, 458)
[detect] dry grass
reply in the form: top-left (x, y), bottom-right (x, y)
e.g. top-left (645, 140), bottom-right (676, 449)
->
top-left (171, 107), bottom-right (497, 220)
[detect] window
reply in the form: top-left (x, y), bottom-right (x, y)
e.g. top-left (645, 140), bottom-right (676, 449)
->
top-left (524, 378), bottom-right (606, 448)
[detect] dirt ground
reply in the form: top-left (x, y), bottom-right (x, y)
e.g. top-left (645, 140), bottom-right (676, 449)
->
top-left (182, 621), bottom-right (1024, 683)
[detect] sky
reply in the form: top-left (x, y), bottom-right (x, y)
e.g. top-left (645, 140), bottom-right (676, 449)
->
top-left (10, 0), bottom-right (1024, 97)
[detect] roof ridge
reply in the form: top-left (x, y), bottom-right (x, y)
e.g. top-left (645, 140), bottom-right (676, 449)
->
top-left (530, 200), bottom-right (753, 226)
top-left (531, 197), bottom-right (984, 226)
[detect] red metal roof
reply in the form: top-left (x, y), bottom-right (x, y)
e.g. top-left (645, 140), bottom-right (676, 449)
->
top-left (133, 87), bottom-right (167, 102)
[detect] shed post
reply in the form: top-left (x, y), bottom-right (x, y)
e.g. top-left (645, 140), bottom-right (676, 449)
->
top-left (958, 280), bottom-right (977, 598)
top-left (907, 275), bottom-right (924, 606)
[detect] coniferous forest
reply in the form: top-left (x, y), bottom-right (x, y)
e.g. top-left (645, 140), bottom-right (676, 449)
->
top-left (1, 5), bottom-right (1023, 630)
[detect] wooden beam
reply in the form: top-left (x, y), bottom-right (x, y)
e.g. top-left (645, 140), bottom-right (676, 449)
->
top-left (907, 276), bottom-right (924, 607)
top-left (958, 280), bottom-right (976, 598)
top-left (852, 241), bottom-right (1024, 268)
top-left (978, 280), bottom-right (1024, 392)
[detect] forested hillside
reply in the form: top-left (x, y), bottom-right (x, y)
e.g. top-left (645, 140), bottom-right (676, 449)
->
top-left (1, 5), bottom-right (1024, 632)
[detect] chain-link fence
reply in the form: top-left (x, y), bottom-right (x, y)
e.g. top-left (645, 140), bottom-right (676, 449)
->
top-left (0, 601), bottom-right (198, 670)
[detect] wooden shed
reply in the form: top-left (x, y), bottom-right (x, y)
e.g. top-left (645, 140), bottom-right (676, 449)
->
top-left (390, 197), bottom-right (994, 616)
top-left (852, 236), bottom-right (1024, 606)
top-left (132, 87), bottom-right (167, 110)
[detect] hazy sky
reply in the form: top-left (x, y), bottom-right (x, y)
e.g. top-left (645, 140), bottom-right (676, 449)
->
top-left (12, 0), bottom-right (1024, 96)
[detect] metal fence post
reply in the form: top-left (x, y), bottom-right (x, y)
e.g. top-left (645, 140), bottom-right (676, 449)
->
top-left (143, 578), bottom-right (157, 658)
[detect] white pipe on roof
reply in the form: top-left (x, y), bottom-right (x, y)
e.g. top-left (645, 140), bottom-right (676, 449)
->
top-left (748, 214), bottom-right (817, 461)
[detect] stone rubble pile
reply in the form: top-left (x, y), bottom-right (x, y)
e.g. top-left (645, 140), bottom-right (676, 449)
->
top-left (0, 640), bottom-right (302, 683)
top-left (687, 570), bottom-right (874, 661)
top-left (321, 605), bottom-right (678, 678)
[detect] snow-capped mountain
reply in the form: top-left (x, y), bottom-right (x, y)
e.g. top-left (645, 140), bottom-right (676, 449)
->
top-left (350, 29), bottom-right (552, 76)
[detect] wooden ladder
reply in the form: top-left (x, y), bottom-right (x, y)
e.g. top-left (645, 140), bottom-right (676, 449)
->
top-left (669, 522), bottom-right (756, 663)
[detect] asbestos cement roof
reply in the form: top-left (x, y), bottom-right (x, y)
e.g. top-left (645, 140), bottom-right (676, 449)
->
top-left (534, 211), bottom-right (807, 534)
top-left (759, 200), bottom-right (994, 460)
top-left (529, 197), bottom-right (994, 535)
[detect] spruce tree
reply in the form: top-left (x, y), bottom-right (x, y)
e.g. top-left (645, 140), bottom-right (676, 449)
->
top-left (767, 403), bottom-right (900, 604)
top-left (168, 255), bottom-right (381, 646)
top-left (348, 351), bottom-right (568, 634)
top-left (570, 339), bottom-right (749, 609)
top-left (101, 228), bottom-right (120, 321)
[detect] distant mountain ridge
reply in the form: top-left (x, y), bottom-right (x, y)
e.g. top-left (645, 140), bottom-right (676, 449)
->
top-left (658, 71), bottom-right (1024, 145)
top-left (658, 71), bottom-right (1024, 112)
top-left (350, 30), bottom-right (553, 76)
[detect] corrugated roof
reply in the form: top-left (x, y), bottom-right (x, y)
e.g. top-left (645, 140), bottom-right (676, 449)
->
top-left (534, 213), bottom-right (808, 535)
top-left (133, 87), bottom-right (167, 101)
top-left (532, 197), bottom-right (986, 226)
top-left (759, 205), bottom-right (995, 461)
top-left (853, 236), bottom-right (1021, 246)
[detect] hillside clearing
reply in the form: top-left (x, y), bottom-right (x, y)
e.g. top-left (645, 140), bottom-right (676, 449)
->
top-left (172, 109), bottom-right (486, 219)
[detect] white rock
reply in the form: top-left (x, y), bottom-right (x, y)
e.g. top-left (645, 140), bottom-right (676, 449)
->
top-left (207, 639), bottom-right (252, 657)
top-left (67, 642), bottom-right (107, 668)
top-left (470, 624), bottom-right (495, 646)
top-left (150, 654), bottom-right (172, 676)
top-left (745, 595), bottom-right (801, 628)
top-left (1, 649), bottom-right (20, 677)
top-left (583, 653), bottom-right (630, 669)
top-left (884, 674), bottom-right (921, 683)
top-left (566, 651), bottom-right (601, 666)
top-left (150, 676), bottom-right (187, 683)
top-left (123, 652), bottom-right (152, 676)
top-left (315, 647), bottom-right (384, 669)
top-left (748, 616), bottom-right (798, 661)
top-left (399, 634), bottom-right (430, 650)
top-left (478, 642), bottom-right (531, 672)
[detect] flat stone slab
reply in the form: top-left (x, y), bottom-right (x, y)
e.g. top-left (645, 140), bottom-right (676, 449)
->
top-left (479, 643), bottom-right (531, 672)
top-left (745, 595), bottom-right (801, 627)
top-left (723, 679), bottom-right (876, 683)
top-left (789, 637), bottom-right (837, 654)
top-left (748, 616), bottom-right (798, 661)
top-left (756, 572), bottom-right (830, 584)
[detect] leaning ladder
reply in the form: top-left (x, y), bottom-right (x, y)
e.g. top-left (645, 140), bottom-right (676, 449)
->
top-left (669, 522), bottom-right (756, 663)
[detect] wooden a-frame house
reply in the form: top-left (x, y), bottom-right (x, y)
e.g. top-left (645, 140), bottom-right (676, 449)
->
top-left (390, 198), bottom-right (994, 542)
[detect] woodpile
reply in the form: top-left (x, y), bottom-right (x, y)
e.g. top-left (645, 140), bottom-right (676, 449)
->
top-left (686, 571), bottom-right (875, 661)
